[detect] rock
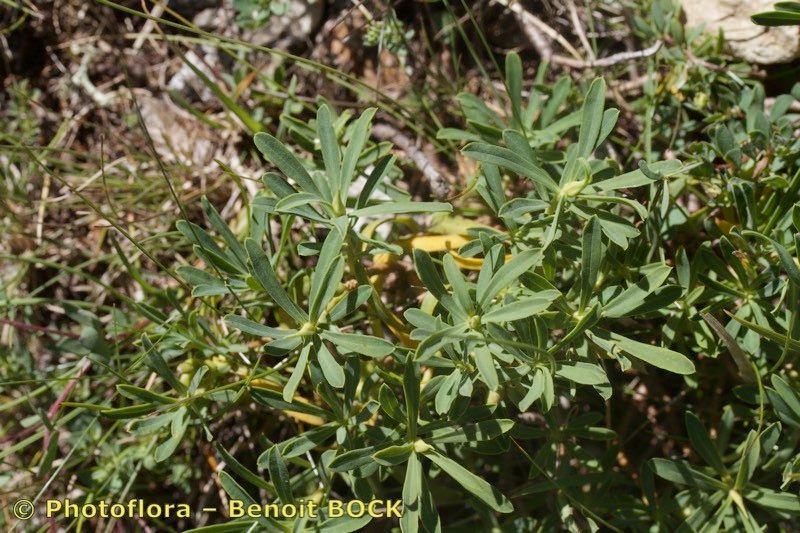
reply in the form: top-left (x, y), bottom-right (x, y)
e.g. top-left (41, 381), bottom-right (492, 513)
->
top-left (133, 91), bottom-right (218, 167)
top-left (681, 0), bottom-right (800, 64)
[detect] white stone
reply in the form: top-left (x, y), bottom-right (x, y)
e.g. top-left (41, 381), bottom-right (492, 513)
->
top-left (681, 0), bottom-right (800, 64)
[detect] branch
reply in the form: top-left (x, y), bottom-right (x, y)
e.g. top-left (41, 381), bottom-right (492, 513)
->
top-left (552, 40), bottom-right (663, 69)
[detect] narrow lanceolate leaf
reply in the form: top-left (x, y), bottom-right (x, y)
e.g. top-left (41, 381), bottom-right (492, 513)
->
top-left (116, 384), bottom-right (174, 405)
top-left (378, 383), bottom-right (406, 423)
top-left (701, 314), bottom-right (757, 383)
top-left (428, 419), bottom-right (514, 443)
top-left (317, 342), bottom-right (345, 388)
top-left (649, 459), bottom-right (727, 491)
top-left (283, 344), bottom-right (310, 402)
top-left (142, 335), bottom-right (187, 394)
top-left (373, 444), bottom-right (413, 466)
top-left (576, 78), bottom-right (606, 157)
top-left (442, 253), bottom-right (473, 314)
top-left (341, 108), bottom-right (377, 195)
top-left (426, 450), bottom-right (514, 513)
top-left (768, 236), bottom-right (800, 289)
top-left (254, 132), bottom-right (322, 198)
top-left (245, 238), bottom-right (308, 325)
top-left (316, 104), bottom-right (341, 195)
top-left (462, 143), bottom-right (558, 192)
top-left (478, 248), bottom-right (543, 307)
top-left (319, 330), bottom-right (394, 357)
top-left (505, 51), bottom-right (523, 125)
top-left (224, 314), bottom-right (291, 338)
top-left (580, 216), bottom-right (602, 311)
top-left (556, 362), bottom-right (608, 385)
top-left (309, 227), bottom-right (345, 319)
top-left (589, 329), bottom-right (695, 375)
top-left (404, 362), bottom-right (420, 439)
top-left (264, 446), bottom-right (294, 504)
top-left (350, 201), bottom-right (452, 218)
top-left (685, 411), bottom-right (727, 475)
top-left (482, 291), bottom-right (560, 323)
top-left (473, 344), bottom-right (498, 391)
top-left (401, 452), bottom-right (422, 533)
top-left (329, 446), bottom-right (380, 472)
top-left (201, 196), bottom-right (247, 269)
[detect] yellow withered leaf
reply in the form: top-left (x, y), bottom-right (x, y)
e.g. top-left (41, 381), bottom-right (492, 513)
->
top-left (715, 218), bottom-right (735, 235)
top-left (400, 233), bottom-right (471, 252)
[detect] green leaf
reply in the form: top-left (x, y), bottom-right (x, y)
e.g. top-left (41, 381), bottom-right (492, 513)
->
top-left (602, 264), bottom-right (673, 318)
top-left (317, 342), bottom-right (345, 388)
top-left (426, 450), bottom-right (514, 513)
top-left (428, 419), bottom-right (514, 443)
top-left (401, 452), bottom-right (422, 533)
top-left (154, 407), bottom-right (188, 462)
top-left (586, 160), bottom-right (682, 192)
top-left (482, 291), bottom-right (559, 323)
top-left (735, 431), bottom-right (760, 490)
top-left (768, 235), bottom-right (800, 289)
top-left (329, 446), bottom-right (380, 472)
top-left (201, 196), bottom-right (247, 269)
top-left (462, 143), bottom-right (557, 192)
top-left (443, 253), bottom-right (473, 314)
top-left (245, 238), bottom-right (307, 324)
top-left (505, 51), bottom-right (523, 125)
top-left (350, 201), bottom-right (452, 217)
top-left (278, 424), bottom-right (338, 458)
top-left (752, 10), bottom-right (800, 26)
top-left (556, 362), bottom-right (607, 385)
top-left (275, 192), bottom-right (324, 213)
top-left (435, 369), bottom-right (462, 415)
top-left (319, 330), bottom-right (394, 357)
top-left (727, 312), bottom-right (800, 352)
top-left (254, 132), bottom-right (322, 198)
top-left (264, 445), bottom-right (293, 503)
top-left (329, 285), bottom-right (373, 322)
top-left (116, 384), bottom-right (175, 405)
top-left (589, 329), bottom-right (695, 374)
top-left (316, 104), bottom-right (341, 196)
top-left (215, 444), bottom-right (274, 492)
top-left (580, 216), bottom-right (602, 310)
top-left (341, 108), bottom-right (377, 196)
top-left (404, 361), bottom-right (420, 439)
top-left (649, 458), bottom-right (726, 491)
top-left (142, 335), bottom-right (187, 394)
top-left (100, 404), bottom-right (158, 419)
top-left (771, 374), bottom-right (800, 422)
top-left (309, 228), bottom-right (345, 319)
top-left (576, 78), bottom-right (606, 158)
top-left (224, 315), bottom-right (291, 338)
top-left (250, 385), bottom-right (329, 417)
top-left (685, 412), bottom-right (726, 475)
top-left (373, 444), bottom-right (413, 466)
top-left (498, 198), bottom-right (549, 219)
top-left (701, 314), bottom-right (757, 383)
top-left (356, 155), bottom-right (395, 209)
top-left (378, 383), bottom-right (406, 423)
top-left (473, 344), bottom-right (498, 391)
top-left (743, 486), bottom-right (800, 512)
top-left (478, 248), bottom-right (542, 307)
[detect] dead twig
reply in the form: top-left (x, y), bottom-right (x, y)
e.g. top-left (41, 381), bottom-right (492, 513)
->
top-left (567, 0), bottom-right (595, 61)
top-left (372, 123), bottom-right (451, 199)
top-left (552, 40), bottom-right (663, 69)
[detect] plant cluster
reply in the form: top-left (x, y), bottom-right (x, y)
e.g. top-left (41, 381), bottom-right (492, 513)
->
top-left (99, 52), bottom-right (800, 531)
top-left (4, 1), bottom-right (800, 532)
